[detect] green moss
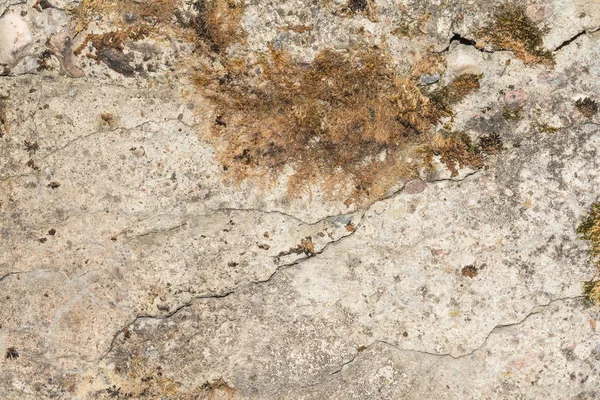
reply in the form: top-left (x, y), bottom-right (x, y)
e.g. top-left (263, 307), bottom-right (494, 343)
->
top-left (502, 106), bottom-right (523, 120)
top-left (578, 203), bottom-right (600, 305)
top-left (577, 202), bottom-right (600, 241)
top-left (531, 122), bottom-right (559, 133)
top-left (583, 280), bottom-right (600, 305)
top-left (391, 22), bottom-right (412, 38)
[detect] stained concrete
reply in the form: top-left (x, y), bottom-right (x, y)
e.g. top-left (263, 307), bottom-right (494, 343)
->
top-left (1, 0), bottom-right (600, 398)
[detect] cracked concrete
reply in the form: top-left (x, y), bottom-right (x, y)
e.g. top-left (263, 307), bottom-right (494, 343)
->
top-left (2, 0), bottom-right (600, 398)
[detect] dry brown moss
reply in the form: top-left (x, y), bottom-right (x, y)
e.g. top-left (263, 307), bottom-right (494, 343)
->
top-left (575, 97), bottom-right (598, 119)
top-left (74, 26), bottom-right (149, 55)
top-left (577, 202), bottom-right (600, 305)
top-left (72, 0), bottom-right (180, 33)
top-left (196, 46), bottom-right (446, 204)
top-left (478, 4), bottom-right (554, 66)
top-left (70, 0), bottom-right (494, 203)
top-left (200, 377), bottom-right (236, 400)
top-left (185, 0), bottom-right (245, 52)
top-left (428, 131), bottom-right (502, 177)
top-left (72, 0), bottom-right (244, 55)
top-left (409, 53), bottom-right (445, 79)
top-left (71, 0), bottom-right (179, 71)
top-left (429, 74), bottom-right (482, 111)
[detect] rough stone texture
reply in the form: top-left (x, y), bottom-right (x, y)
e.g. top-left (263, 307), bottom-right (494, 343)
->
top-left (1, 0), bottom-right (600, 399)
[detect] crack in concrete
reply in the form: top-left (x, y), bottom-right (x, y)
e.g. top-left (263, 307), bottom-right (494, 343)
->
top-left (0, 269), bottom-right (53, 283)
top-left (0, 172), bottom-right (34, 183)
top-left (0, 272), bottom-right (14, 282)
top-left (314, 295), bottom-right (586, 387)
top-left (206, 165), bottom-right (481, 229)
top-left (99, 211), bottom-right (366, 362)
top-left (438, 32), bottom-right (483, 54)
top-left (553, 27), bottom-right (600, 52)
top-left (207, 206), bottom-right (316, 226)
top-left (427, 168), bottom-right (482, 184)
top-left (99, 290), bottom-right (234, 361)
top-left (124, 221), bottom-right (187, 243)
top-left (255, 210), bottom-right (366, 285)
top-left (438, 25), bottom-right (600, 58)
top-left (41, 118), bottom-right (196, 160)
top-left (97, 165), bottom-right (486, 363)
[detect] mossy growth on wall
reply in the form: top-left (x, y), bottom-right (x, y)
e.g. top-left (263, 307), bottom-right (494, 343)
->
top-left (196, 46), bottom-right (447, 204)
top-left (577, 202), bottom-right (600, 305)
top-left (71, 0), bottom-right (501, 205)
top-left (477, 4), bottom-right (554, 66)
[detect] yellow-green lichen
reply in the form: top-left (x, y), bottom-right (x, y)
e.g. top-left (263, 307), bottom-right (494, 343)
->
top-left (578, 202), bottom-right (600, 305)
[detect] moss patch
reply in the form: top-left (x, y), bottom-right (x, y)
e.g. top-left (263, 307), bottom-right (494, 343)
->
top-left (72, 0), bottom-right (181, 33)
top-left (429, 74), bottom-right (482, 111)
top-left (502, 106), bottom-right (523, 120)
top-left (72, 0), bottom-right (244, 56)
top-left (196, 46), bottom-right (448, 204)
top-left (348, 0), bottom-right (369, 13)
top-left (188, 0), bottom-right (245, 52)
top-left (89, 356), bottom-right (235, 399)
top-left (71, 0), bottom-right (496, 204)
top-left (428, 131), bottom-right (502, 177)
top-left (575, 97), bottom-right (598, 119)
top-left (578, 202), bottom-right (600, 305)
top-left (478, 4), bottom-right (554, 66)
top-left (320, 0), bottom-right (376, 20)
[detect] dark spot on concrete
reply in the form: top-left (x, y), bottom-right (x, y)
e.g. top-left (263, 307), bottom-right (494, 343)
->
top-left (5, 347), bottom-right (19, 360)
top-left (575, 97), bottom-right (598, 118)
top-left (461, 265), bottom-right (478, 278)
top-left (24, 140), bottom-right (39, 153)
top-left (98, 48), bottom-right (136, 76)
top-left (348, 0), bottom-right (368, 12)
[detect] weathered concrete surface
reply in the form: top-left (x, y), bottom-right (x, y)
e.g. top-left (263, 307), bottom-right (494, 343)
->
top-left (1, 0), bottom-right (600, 399)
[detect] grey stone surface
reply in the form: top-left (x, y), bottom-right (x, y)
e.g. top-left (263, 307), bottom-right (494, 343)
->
top-left (1, 0), bottom-right (600, 399)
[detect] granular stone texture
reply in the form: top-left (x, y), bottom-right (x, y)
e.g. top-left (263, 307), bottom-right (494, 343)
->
top-left (1, 0), bottom-right (600, 398)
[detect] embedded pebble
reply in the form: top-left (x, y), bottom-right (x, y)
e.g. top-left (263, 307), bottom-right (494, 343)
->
top-left (420, 73), bottom-right (440, 85)
top-left (505, 88), bottom-right (528, 109)
top-left (446, 45), bottom-right (483, 78)
top-left (0, 13), bottom-right (32, 67)
top-left (405, 179), bottom-right (428, 194)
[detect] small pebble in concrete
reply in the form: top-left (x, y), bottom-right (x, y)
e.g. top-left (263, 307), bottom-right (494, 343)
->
top-left (505, 88), bottom-right (528, 110)
top-left (405, 179), bottom-right (427, 194)
top-left (446, 45), bottom-right (483, 77)
top-left (420, 74), bottom-right (440, 85)
top-left (0, 13), bottom-right (33, 67)
top-left (526, 3), bottom-right (554, 23)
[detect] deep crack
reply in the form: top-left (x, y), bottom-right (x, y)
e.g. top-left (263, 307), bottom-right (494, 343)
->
top-left (553, 27), bottom-right (600, 52)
